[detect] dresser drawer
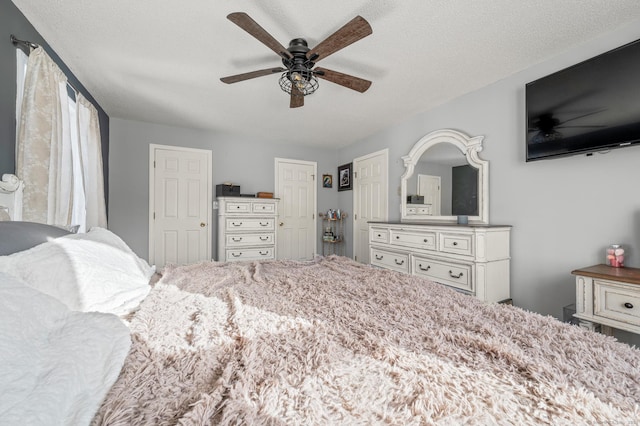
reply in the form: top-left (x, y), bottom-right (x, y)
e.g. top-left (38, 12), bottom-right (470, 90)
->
top-left (370, 227), bottom-right (389, 244)
top-left (226, 202), bottom-right (251, 213)
top-left (406, 205), bottom-right (432, 215)
top-left (370, 248), bottom-right (409, 273)
top-left (226, 218), bottom-right (275, 231)
top-left (226, 247), bottom-right (274, 261)
top-left (252, 202), bottom-right (276, 213)
top-left (390, 229), bottom-right (436, 251)
top-left (439, 233), bottom-right (473, 256)
top-left (226, 233), bottom-right (274, 247)
top-left (412, 256), bottom-right (472, 292)
top-left (594, 280), bottom-right (640, 326)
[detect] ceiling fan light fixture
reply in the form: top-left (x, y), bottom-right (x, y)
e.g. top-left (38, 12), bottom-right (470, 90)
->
top-left (222, 13), bottom-right (372, 107)
top-left (279, 70), bottom-right (319, 96)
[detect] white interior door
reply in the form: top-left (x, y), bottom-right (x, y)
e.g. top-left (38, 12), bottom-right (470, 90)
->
top-left (275, 158), bottom-right (317, 260)
top-left (149, 144), bottom-right (211, 268)
top-left (418, 174), bottom-right (441, 215)
top-left (353, 149), bottom-right (388, 263)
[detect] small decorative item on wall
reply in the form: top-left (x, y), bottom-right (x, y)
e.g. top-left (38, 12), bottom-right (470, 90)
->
top-left (322, 174), bottom-right (333, 188)
top-left (338, 163), bottom-right (352, 191)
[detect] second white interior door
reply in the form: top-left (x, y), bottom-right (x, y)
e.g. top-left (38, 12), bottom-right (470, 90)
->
top-left (353, 149), bottom-right (388, 264)
top-left (275, 158), bottom-right (317, 260)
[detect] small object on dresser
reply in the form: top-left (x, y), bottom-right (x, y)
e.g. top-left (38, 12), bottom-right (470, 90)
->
top-left (257, 192), bottom-right (274, 198)
top-left (216, 183), bottom-right (240, 197)
top-left (606, 244), bottom-right (624, 267)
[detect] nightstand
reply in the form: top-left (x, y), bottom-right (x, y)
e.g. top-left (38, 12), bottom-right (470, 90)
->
top-left (572, 264), bottom-right (640, 335)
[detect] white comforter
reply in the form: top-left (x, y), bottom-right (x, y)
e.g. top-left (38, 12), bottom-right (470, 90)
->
top-left (0, 272), bottom-right (131, 425)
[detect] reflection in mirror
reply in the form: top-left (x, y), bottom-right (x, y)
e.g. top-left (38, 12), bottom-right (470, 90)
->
top-left (400, 129), bottom-right (488, 224)
top-left (405, 144), bottom-right (479, 216)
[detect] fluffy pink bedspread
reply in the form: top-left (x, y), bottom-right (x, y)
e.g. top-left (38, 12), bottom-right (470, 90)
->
top-left (93, 256), bottom-right (640, 425)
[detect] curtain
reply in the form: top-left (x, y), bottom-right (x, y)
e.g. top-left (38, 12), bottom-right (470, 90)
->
top-left (16, 47), bottom-right (73, 225)
top-left (16, 47), bottom-right (107, 230)
top-left (63, 87), bottom-right (86, 231)
top-left (15, 48), bottom-right (28, 165)
top-left (77, 94), bottom-right (107, 229)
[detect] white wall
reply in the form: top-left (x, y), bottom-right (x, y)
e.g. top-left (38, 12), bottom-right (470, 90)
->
top-left (338, 21), bottom-right (640, 345)
top-left (109, 118), bottom-right (338, 261)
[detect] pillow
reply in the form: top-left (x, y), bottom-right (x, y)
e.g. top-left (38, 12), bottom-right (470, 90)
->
top-left (53, 224), bottom-right (80, 233)
top-left (0, 221), bottom-right (71, 256)
top-left (0, 272), bottom-right (131, 425)
top-left (0, 227), bottom-right (154, 315)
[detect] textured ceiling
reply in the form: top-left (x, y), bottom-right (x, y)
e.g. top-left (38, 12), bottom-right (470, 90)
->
top-left (11, 0), bottom-right (640, 148)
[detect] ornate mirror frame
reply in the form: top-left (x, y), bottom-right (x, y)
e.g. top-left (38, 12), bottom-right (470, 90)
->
top-left (400, 129), bottom-right (489, 225)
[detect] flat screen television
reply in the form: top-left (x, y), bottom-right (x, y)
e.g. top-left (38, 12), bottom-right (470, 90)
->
top-left (525, 38), bottom-right (640, 161)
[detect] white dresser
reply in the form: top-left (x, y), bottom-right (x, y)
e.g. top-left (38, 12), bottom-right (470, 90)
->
top-left (572, 264), bottom-right (640, 335)
top-left (405, 204), bottom-right (433, 216)
top-left (217, 197), bottom-right (279, 262)
top-left (369, 222), bottom-right (511, 303)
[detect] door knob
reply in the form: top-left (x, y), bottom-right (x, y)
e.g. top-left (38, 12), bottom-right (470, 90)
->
top-left (279, 222), bottom-right (284, 226)
top-left (200, 222), bottom-right (206, 227)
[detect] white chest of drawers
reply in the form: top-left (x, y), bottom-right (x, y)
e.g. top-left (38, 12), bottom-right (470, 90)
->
top-left (217, 197), bottom-right (279, 262)
top-left (368, 222), bottom-right (511, 303)
top-left (572, 264), bottom-right (640, 335)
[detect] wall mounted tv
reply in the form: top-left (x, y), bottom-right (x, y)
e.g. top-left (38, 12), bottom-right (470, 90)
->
top-left (526, 38), bottom-right (640, 162)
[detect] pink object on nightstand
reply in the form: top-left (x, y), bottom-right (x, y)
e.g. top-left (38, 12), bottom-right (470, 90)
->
top-left (606, 244), bottom-right (624, 267)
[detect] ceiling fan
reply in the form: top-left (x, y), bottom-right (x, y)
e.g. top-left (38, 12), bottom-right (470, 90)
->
top-left (528, 110), bottom-right (606, 143)
top-left (220, 12), bottom-right (373, 108)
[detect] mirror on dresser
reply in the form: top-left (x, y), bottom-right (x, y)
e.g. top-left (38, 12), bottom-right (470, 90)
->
top-left (400, 129), bottom-right (489, 224)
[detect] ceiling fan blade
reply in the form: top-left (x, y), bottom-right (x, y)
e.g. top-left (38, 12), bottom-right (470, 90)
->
top-left (307, 16), bottom-right (372, 62)
top-left (220, 67), bottom-right (286, 84)
top-left (557, 109), bottom-right (606, 125)
top-left (557, 125), bottom-right (607, 129)
top-left (227, 12), bottom-right (292, 60)
top-left (290, 86), bottom-right (304, 108)
top-left (314, 67), bottom-right (371, 93)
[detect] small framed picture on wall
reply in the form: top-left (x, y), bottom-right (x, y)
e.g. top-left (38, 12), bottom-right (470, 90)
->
top-left (322, 174), bottom-right (333, 188)
top-left (337, 163), bottom-right (352, 191)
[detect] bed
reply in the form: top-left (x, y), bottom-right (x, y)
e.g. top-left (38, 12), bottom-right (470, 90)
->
top-left (1, 201), bottom-right (639, 423)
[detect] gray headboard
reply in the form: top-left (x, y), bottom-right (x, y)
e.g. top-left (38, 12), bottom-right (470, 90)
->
top-left (0, 222), bottom-right (71, 256)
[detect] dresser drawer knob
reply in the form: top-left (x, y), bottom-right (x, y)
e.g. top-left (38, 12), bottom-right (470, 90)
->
top-left (624, 302), bottom-right (634, 309)
top-left (453, 242), bottom-right (458, 246)
top-left (419, 264), bottom-right (430, 271)
top-left (395, 259), bottom-right (404, 265)
top-left (260, 222), bottom-right (269, 226)
top-left (423, 239), bottom-right (428, 243)
top-left (232, 222), bottom-right (242, 226)
top-left (259, 236), bottom-right (269, 241)
top-left (231, 252), bottom-right (242, 257)
top-left (259, 251), bottom-right (269, 256)
top-left (396, 236), bottom-right (400, 239)
top-left (449, 270), bottom-right (463, 279)
top-left (232, 237), bottom-right (242, 242)
top-left (375, 254), bottom-right (383, 260)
